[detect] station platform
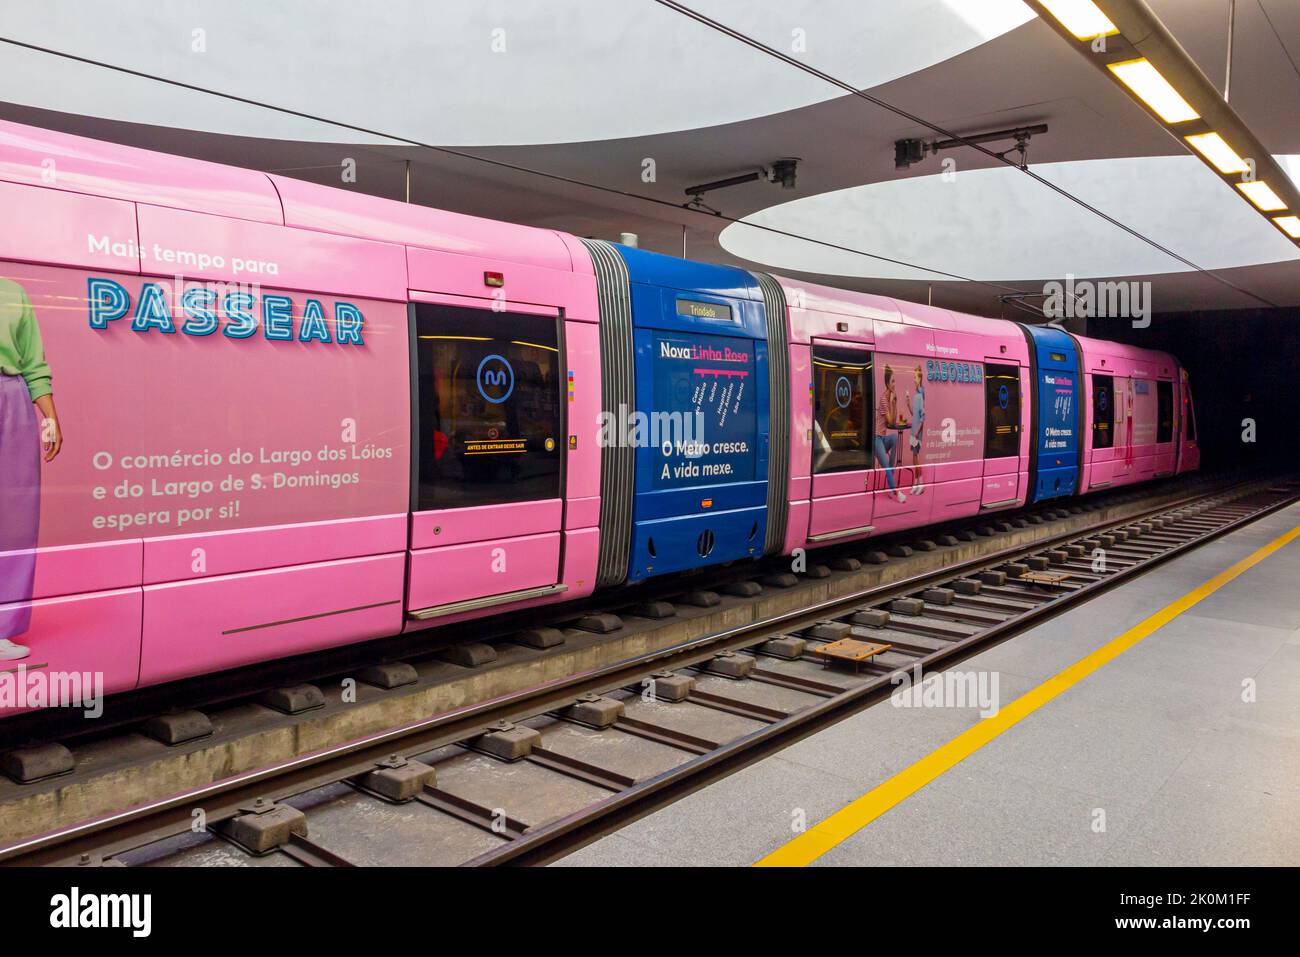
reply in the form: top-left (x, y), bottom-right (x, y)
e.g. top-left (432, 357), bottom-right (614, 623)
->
top-left (557, 503), bottom-right (1300, 867)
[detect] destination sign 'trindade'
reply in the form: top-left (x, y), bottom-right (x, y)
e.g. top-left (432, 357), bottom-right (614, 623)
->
top-left (676, 299), bottom-right (734, 322)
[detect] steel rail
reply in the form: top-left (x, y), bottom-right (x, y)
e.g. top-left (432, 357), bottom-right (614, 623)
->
top-left (469, 485), bottom-right (1299, 865)
top-left (0, 476), bottom-right (1232, 748)
top-left (1, 478), bottom-right (1288, 866)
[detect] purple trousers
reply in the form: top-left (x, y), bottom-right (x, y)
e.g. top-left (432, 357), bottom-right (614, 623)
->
top-left (0, 375), bottom-right (39, 640)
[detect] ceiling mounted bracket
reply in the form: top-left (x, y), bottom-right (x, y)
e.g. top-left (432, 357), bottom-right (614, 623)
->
top-left (895, 124), bottom-right (1049, 171)
top-left (683, 158), bottom-right (800, 208)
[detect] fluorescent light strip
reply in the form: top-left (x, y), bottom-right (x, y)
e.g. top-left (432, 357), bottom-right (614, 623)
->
top-left (1273, 215), bottom-right (1300, 239)
top-left (1236, 180), bottom-right (1287, 212)
top-left (1038, 0), bottom-right (1119, 40)
top-left (1184, 132), bottom-right (1250, 175)
top-left (1107, 58), bottom-right (1200, 124)
top-left (1034, 9), bottom-right (1294, 247)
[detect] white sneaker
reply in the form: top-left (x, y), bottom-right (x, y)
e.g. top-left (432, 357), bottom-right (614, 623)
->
top-left (0, 639), bottom-right (30, 661)
top-left (894, 491), bottom-right (907, 504)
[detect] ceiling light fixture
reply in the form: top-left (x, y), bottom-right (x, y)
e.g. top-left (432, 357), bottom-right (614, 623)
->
top-left (1037, 0), bottom-right (1119, 40)
top-left (1183, 132), bottom-right (1249, 175)
top-left (1273, 215), bottom-right (1300, 239)
top-left (1107, 58), bottom-right (1200, 123)
top-left (1025, 0), bottom-right (1300, 247)
top-left (1236, 180), bottom-right (1287, 212)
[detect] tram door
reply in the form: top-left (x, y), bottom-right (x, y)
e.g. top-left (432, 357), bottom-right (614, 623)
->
top-left (981, 362), bottom-right (1022, 508)
top-left (405, 301), bottom-right (566, 619)
top-left (1090, 373), bottom-right (1116, 488)
top-left (1178, 371), bottom-right (1201, 474)
top-left (807, 341), bottom-right (875, 543)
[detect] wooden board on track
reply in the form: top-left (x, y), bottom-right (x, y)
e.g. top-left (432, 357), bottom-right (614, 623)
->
top-left (812, 638), bottom-right (893, 672)
top-left (1018, 571), bottom-right (1072, 588)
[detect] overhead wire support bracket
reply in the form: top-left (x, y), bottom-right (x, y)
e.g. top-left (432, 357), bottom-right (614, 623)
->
top-left (896, 124), bottom-right (1050, 171)
top-left (684, 158), bottom-right (799, 208)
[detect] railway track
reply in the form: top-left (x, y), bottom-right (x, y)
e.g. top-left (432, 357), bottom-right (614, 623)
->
top-left (0, 472), bottom-right (1239, 750)
top-left (3, 475), bottom-right (1295, 867)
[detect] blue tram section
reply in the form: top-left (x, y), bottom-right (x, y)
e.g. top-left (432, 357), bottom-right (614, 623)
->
top-left (1022, 323), bottom-right (1081, 503)
top-left (615, 246), bottom-right (770, 582)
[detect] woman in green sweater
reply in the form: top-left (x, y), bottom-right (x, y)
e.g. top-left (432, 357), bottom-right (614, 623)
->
top-left (1, 278), bottom-right (62, 660)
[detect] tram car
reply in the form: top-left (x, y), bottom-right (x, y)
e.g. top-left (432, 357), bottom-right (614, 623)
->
top-left (0, 120), bottom-right (1199, 712)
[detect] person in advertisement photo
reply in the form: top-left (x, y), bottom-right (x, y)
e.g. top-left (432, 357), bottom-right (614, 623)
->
top-left (1124, 381), bottom-right (1136, 468)
top-left (873, 363), bottom-right (908, 504)
top-left (906, 363), bottom-right (925, 496)
top-left (0, 261), bottom-right (412, 709)
top-left (0, 277), bottom-right (61, 661)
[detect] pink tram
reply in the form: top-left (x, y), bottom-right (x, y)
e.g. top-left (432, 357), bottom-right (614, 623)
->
top-left (0, 120), bottom-right (1200, 714)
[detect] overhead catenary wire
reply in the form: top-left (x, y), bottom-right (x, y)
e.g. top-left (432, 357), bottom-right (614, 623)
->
top-left (0, 33), bottom-right (1035, 302)
top-left (650, 0), bottom-right (1278, 309)
top-left (1256, 0), bottom-right (1300, 89)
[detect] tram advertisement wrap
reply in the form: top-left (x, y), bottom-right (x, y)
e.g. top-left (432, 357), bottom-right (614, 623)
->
top-left (1038, 369), bottom-right (1077, 457)
top-left (1, 264), bottom-right (410, 554)
top-left (650, 331), bottom-right (756, 488)
top-left (873, 351), bottom-right (985, 473)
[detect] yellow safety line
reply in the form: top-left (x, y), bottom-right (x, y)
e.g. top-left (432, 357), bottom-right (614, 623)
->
top-left (756, 522), bottom-right (1300, 867)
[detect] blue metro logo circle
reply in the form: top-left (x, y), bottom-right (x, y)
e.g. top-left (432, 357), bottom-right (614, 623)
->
top-left (835, 376), bottom-right (853, 409)
top-left (476, 353), bottom-right (515, 404)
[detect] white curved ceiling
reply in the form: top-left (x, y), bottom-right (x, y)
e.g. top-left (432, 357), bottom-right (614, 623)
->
top-left (719, 155), bottom-right (1300, 281)
top-left (0, 0), bottom-right (1034, 146)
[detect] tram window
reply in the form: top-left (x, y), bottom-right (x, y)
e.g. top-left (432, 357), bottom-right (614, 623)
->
top-left (812, 345), bottom-right (872, 473)
top-left (1156, 381), bottom-right (1173, 443)
top-left (1092, 374), bottom-right (1115, 449)
top-left (984, 363), bottom-right (1021, 459)
top-left (414, 304), bottom-right (562, 510)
